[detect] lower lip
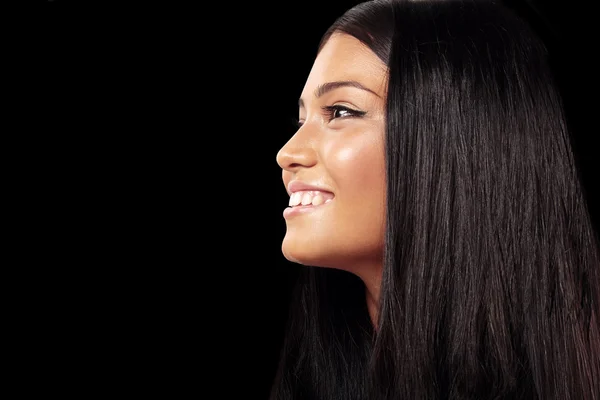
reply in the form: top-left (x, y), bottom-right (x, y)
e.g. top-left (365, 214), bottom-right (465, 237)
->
top-left (283, 199), bottom-right (333, 219)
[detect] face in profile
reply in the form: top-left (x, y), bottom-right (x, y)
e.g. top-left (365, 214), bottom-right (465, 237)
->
top-left (276, 33), bottom-right (388, 277)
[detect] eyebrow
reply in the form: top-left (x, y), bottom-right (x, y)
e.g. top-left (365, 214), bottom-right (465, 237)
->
top-left (298, 80), bottom-right (381, 108)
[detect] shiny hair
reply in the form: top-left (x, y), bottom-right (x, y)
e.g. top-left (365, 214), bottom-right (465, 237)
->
top-left (271, 1), bottom-right (600, 399)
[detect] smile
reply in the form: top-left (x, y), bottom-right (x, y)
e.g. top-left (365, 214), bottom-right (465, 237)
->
top-left (284, 190), bottom-right (334, 219)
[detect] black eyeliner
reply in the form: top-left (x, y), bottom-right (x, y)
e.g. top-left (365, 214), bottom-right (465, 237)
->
top-left (322, 105), bottom-right (367, 121)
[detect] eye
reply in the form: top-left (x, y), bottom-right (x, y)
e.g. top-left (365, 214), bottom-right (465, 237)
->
top-left (290, 105), bottom-right (366, 130)
top-left (322, 105), bottom-right (366, 122)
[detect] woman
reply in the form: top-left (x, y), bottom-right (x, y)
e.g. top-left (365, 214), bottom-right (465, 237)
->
top-left (273, 0), bottom-right (600, 399)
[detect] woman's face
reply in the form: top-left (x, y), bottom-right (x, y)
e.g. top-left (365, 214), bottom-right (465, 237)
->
top-left (276, 33), bottom-right (388, 276)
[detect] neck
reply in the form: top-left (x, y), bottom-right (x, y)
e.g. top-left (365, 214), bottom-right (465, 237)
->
top-left (356, 268), bottom-right (381, 329)
top-left (366, 288), bottom-right (379, 328)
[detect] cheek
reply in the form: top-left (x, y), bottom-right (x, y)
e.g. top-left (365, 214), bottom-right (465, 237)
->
top-left (324, 135), bottom-right (385, 201)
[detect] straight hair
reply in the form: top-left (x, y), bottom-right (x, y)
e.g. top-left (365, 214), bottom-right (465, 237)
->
top-left (271, 1), bottom-right (600, 399)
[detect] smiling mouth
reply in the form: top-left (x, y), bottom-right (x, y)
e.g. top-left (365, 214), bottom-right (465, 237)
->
top-left (283, 197), bottom-right (334, 219)
top-left (288, 190), bottom-right (335, 207)
top-left (289, 199), bottom-right (333, 208)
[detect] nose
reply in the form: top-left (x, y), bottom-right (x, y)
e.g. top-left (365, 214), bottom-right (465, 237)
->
top-left (276, 129), bottom-right (317, 172)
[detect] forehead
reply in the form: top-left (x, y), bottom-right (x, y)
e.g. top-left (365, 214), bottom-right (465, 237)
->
top-left (302, 33), bottom-right (388, 98)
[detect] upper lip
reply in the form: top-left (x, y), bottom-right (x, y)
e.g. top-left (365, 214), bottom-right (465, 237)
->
top-left (287, 180), bottom-right (334, 196)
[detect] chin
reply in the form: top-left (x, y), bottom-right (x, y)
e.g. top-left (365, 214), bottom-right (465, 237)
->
top-left (281, 244), bottom-right (344, 270)
top-left (282, 247), bottom-right (313, 266)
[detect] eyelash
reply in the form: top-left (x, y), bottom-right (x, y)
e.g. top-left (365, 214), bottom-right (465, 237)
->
top-left (293, 105), bottom-right (366, 128)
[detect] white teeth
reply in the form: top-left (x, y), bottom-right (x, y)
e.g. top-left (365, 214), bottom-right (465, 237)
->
top-left (301, 193), bottom-right (312, 205)
top-left (311, 194), bottom-right (324, 206)
top-left (289, 192), bottom-right (302, 207)
top-left (288, 191), bottom-right (333, 207)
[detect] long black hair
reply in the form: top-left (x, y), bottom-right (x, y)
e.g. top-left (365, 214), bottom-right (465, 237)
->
top-left (271, 1), bottom-right (600, 399)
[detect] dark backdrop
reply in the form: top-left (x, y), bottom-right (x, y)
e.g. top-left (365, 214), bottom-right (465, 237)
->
top-left (39, 1), bottom-right (597, 398)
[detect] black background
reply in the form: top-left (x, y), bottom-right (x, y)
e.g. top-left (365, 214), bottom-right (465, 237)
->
top-left (39, 1), bottom-right (597, 397)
